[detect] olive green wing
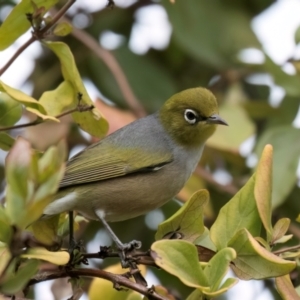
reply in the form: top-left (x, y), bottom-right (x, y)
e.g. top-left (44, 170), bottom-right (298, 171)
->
top-left (59, 143), bottom-right (173, 188)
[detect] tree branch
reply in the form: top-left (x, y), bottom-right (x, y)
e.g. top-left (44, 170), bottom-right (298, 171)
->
top-left (68, 21), bottom-right (146, 118)
top-left (0, 0), bottom-right (77, 76)
top-left (273, 244), bottom-right (300, 255)
top-left (194, 166), bottom-right (238, 195)
top-left (27, 268), bottom-right (167, 300)
top-left (0, 104), bottom-right (94, 132)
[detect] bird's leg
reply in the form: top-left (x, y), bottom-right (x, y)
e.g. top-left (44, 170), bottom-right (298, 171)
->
top-left (68, 211), bottom-right (75, 250)
top-left (95, 210), bottom-right (142, 267)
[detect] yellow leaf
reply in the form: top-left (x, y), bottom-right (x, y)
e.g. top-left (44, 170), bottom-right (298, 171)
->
top-left (22, 247), bottom-right (69, 265)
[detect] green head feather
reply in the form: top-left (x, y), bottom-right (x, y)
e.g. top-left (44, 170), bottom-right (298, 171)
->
top-left (159, 87), bottom-right (225, 147)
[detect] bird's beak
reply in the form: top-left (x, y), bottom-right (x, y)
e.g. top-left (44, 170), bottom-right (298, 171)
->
top-left (207, 114), bottom-right (228, 126)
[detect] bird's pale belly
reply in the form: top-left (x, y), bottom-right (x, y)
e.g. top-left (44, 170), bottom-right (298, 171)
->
top-left (45, 166), bottom-right (187, 222)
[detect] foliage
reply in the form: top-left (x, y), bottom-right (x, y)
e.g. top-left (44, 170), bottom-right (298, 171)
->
top-left (1, 0), bottom-right (300, 299)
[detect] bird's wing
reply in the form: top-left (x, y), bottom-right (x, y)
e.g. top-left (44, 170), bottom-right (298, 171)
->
top-left (59, 142), bottom-right (173, 188)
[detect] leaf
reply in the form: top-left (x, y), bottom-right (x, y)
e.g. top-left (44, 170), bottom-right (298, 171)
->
top-left (186, 289), bottom-right (204, 300)
top-left (228, 228), bottom-right (296, 280)
top-left (45, 41), bottom-right (108, 137)
top-left (89, 263), bottom-right (146, 300)
top-left (0, 81), bottom-right (58, 121)
top-left (275, 275), bottom-right (300, 300)
top-left (0, 93), bottom-right (22, 126)
top-left (30, 215), bottom-right (61, 246)
top-left (203, 248), bottom-right (237, 295)
top-left (0, 219), bottom-right (12, 244)
top-left (255, 125), bottom-right (300, 208)
top-left (22, 247), bottom-right (69, 265)
top-left (151, 240), bottom-right (209, 289)
top-left (295, 26), bottom-right (300, 44)
top-left (264, 56), bottom-right (300, 97)
top-left (210, 174), bottom-right (261, 250)
top-left (150, 286), bottom-right (176, 300)
top-left (0, 245), bottom-right (11, 274)
top-left (254, 144), bottom-right (273, 238)
top-left (0, 0), bottom-right (58, 50)
top-left (53, 22), bottom-right (72, 36)
top-left (163, 0), bottom-right (260, 68)
top-left (274, 234), bottom-right (293, 244)
top-left (39, 81), bottom-right (75, 116)
top-left (155, 190), bottom-right (208, 242)
top-left (0, 260), bottom-right (39, 295)
top-left (5, 137), bottom-right (32, 225)
top-left (271, 218), bottom-right (291, 245)
top-left (0, 133), bottom-right (15, 151)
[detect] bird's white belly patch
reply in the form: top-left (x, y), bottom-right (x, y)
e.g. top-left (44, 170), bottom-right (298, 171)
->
top-left (44, 192), bottom-right (77, 215)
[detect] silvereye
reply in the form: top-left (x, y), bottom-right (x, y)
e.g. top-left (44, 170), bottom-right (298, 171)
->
top-left (44, 87), bottom-right (227, 252)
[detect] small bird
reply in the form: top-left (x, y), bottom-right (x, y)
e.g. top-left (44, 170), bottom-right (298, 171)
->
top-left (44, 87), bottom-right (227, 253)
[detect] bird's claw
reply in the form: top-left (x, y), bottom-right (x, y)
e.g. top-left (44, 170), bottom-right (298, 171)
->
top-left (117, 240), bottom-right (142, 268)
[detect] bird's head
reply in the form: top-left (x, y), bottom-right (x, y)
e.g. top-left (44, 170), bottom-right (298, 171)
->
top-left (159, 88), bottom-right (227, 147)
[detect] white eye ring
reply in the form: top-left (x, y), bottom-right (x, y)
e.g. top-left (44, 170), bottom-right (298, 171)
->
top-left (184, 109), bottom-right (198, 124)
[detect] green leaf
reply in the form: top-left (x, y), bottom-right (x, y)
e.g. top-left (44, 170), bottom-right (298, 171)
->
top-left (0, 93), bottom-right (22, 126)
top-left (0, 133), bottom-right (15, 151)
top-left (0, 245), bottom-right (11, 274)
top-left (53, 22), bottom-right (72, 36)
top-left (264, 56), bottom-right (300, 97)
top-left (210, 174), bottom-right (261, 250)
top-left (22, 247), bottom-right (69, 265)
top-left (271, 218), bottom-right (291, 245)
top-left (195, 227), bottom-right (216, 252)
top-left (228, 228), bottom-right (296, 280)
top-left (155, 189), bottom-right (208, 242)
top-left (0, 260), bottom-right (39, 295)
top-left (0, 0), bottom-right (58, 50)
top-left (5, 137), bottom-right (32, 225)
top-left (0, 81), bottom-right (58, 121)
top-left (89, 264), bottom-right (146, 300)
top-left (39, 81), bottom-right (75, 116)
top-left (255, 125), bottom-right (300, 208)
top-left (186, 289), bottom-right (204, 300)
top-left (254, 144), bottom-right (273, 238)
top-left (163, 0), bottom-right (260, 68)
top-left (0, 208), bottom-right (11, 245)
top-left (204, 248), bottom-right (237, 296)
top-left (151, 240), bottom-right (209, 289)
top-left (275, 275), bottom-right (300, 300)
top-left (45, 41), bottom-right (108, 137)
top-left (30, 215), bottom-right (61, 246)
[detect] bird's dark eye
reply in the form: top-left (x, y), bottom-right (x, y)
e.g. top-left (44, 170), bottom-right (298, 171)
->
top-left (184, 109), bottom-right (198, 124)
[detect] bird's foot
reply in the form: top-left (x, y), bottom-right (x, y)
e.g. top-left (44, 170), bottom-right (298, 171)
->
top-left (117, 240), bottom-right (142, 268)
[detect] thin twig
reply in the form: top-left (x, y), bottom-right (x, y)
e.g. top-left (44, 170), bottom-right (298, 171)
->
top-left (0, 0), bottom-right (76, 76)
top-left (27, 268), bottom-right (167, 300)
top-left (273, 244), bottom-right (300, 255)
top-left (0, 118), bottom-right (42, 132)
top-left (82, 249), bottom-right (157, 267)
top-left (68, 21), bottom-right (146, 118)
top-left (0, 104), bottom-right (93, 132)
top-left (194, 166), bottom-right (238, 195)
